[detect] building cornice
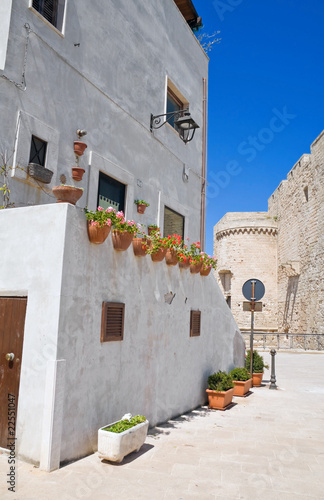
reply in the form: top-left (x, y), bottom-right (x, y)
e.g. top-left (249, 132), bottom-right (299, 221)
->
top-left (216, 226), bottom-right (278, 240)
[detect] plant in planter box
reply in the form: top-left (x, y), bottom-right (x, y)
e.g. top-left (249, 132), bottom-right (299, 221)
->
top-left (134, 199), bottom-right (150, 214)
top-left (229, 367), bottom-right (252, 397)
top-left (245, 350), bottom-right (269, 387)
top-left (98, 414), bottom-right (149, 463)
top-left (206, 371), bottom-right (235, 410)
top-left (84, 206), bottom-right (117, 244)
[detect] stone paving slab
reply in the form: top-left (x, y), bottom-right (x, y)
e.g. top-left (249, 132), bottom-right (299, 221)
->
top-left (1, 351), bottom-right (324, 499)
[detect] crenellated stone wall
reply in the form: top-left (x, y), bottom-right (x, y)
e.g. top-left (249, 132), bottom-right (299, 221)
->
top-left (214, 130), bottom-right (324, 335)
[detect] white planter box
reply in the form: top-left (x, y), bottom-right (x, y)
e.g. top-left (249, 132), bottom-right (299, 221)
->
top-left (98, 419), bottom-right (149, 462)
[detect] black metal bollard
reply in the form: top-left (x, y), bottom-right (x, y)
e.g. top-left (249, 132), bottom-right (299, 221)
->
top-left (269, 349), bottom-right (277, 390)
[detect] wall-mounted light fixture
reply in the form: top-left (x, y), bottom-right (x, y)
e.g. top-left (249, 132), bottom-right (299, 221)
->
top-left (150, 109), bottom-right (199, 144)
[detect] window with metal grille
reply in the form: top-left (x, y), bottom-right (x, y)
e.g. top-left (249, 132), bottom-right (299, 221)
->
top-left (101, 302), bottom-right (125, 342)
top-left (163, 206), bottom-right (184, 239)
top-left (97, 172), bottom-right (126, 212)
top-left (29, 135), bottom-right (47, 166)
top-left (190, 310), bottom-right (201, 337)
top-left (32, 0), bottom-right (66, 31)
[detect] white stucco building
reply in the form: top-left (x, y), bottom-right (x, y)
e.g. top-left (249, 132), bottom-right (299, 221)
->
top-left (0, 0), bottom-right (244, 471)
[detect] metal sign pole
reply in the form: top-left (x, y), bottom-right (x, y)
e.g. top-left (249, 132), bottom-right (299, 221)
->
top-left (250, 280), bottom-right (256, 376)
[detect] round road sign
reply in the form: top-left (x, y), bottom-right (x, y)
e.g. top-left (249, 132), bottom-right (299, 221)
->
top-left (242, 279), bottom-right (265, 301)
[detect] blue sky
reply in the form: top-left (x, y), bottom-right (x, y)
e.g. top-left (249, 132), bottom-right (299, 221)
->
top-left (193, 0), bottom-right (324, 254)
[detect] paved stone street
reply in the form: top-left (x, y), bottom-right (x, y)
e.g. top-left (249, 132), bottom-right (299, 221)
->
top-left (1, 351), bottom-right (324, 500)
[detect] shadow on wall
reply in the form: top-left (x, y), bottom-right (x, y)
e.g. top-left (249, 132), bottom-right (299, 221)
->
top-left (282, 276), bottom-right (299, 332)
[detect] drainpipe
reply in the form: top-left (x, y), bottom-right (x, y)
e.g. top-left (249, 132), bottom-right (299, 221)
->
top-left (200, 77), bottom-right (207, 251)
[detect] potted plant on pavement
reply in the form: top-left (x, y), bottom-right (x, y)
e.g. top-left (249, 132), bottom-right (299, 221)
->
top-left (98, 414), bottom-right (149, 463)
top-left (229, 367), bottom-right (252, 397)
top-left (134, 199), bottom-right (150, 214)
top-left (84, 206), bottom-right (117, 244)
top-left (245, 350), bottom-right (269, 387)
top-left (206, 371), bottom-right (235, 410)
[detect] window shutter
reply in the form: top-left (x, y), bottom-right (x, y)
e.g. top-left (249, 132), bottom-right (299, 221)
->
top-left (101, 302), bottom-right (125, 342)
top-left (190, 310), bottom-right (201, 337)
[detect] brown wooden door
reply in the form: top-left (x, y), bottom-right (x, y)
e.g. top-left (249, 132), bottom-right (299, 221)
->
top-left (0, 297), bottom-right (27, 449)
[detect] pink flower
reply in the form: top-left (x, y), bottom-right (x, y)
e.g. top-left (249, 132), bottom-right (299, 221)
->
top-left (116, 211), bottom-right (124, 219)
top-left (97, 206), bottom-right (104, 211)
top-left (106, 207), bottom-right (115, 213)
top-left (106, 219), bottom-right (111, 226)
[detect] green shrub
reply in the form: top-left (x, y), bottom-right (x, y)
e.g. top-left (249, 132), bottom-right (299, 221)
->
top-left (103, 415), bottom-right (146, 433)
top-left (229, 367), bottom-right (250, 381)
top-left (245, 350), bottom-right (269, 373)
top-left (208, 371), bottom-right (234, 392)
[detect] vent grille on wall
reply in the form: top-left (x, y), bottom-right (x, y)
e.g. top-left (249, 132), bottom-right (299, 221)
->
top-left (101, 302), bottom-right (125, 342)
top-left (190, 310), bottom-right (201, 337)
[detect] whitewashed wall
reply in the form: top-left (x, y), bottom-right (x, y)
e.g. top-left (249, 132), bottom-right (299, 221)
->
top-left (0, 204), bottom-right (244, 469)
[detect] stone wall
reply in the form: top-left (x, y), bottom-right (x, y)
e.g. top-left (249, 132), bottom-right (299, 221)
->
top-left (214, 212), bottom-right (278, 332)
top-left (214, 130), bottom-right (324, 335)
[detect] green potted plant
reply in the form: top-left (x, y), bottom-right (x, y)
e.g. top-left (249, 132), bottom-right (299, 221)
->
top-left (145, 230), bottom-right (168, 262)
top-left (84, 206), bottom-right (117, 244)
top-left (134, 199), bottom-right (150, 214)
top-left (200, 254), bottom-right (217, 276)
top-left (98, 414), bottom-right (149, 463)
top-left (147, 224), bottom-right (159, 235)
top-left (112, 211), bottom-right (139, 251)
top-left (206, 371), bottom-right (235, 410)
top-left (188, 241), bottom-right (204, 274)
top-left (229, 367), bottom-right (252, 397)
top-left (245, 350), bottom-right (269, 387)
top-left (132, 224), bottom-right (147, 257)
top-left (165, 233), bottom-right (182, 266)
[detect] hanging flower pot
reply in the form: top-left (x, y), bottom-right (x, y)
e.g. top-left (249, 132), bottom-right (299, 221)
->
top-left (112, 230), bottom-right (133, 251)
top-left (87, 221), bottom-right (111, 244)
top-left (133, 238), bottom-right (147, 257)
top-left (148, 225), bottom-right (159, 235)
top-left (200, 266), bottom-right (212, 276)
top-left (52, 185), bottom-right (83, 205)
top-left (190, 262), bottom-right (202, 274)
top-left (74, 141), bottom-right (87, 156)
top-left (179, 260), bottom-right (190, 269)
top-left (151, 248), bottom-right (167, 262)
top-left (72, 167), bottom-right (85, 181)
top-left (134, 200), bottom-right (149, 214)
top-left (165, 249), bottom-right (178, 266)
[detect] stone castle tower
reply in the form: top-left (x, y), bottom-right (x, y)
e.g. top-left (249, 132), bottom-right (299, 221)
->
top-left (214, 130), bottom-right (324, 335)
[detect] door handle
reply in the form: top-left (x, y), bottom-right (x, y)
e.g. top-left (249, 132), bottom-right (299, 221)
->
top-left (5, 353), bottom-right (15, 361)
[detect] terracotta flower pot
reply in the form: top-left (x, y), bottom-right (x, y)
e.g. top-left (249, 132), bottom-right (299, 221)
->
top-left (112, 230), bottom-right (133, 251)
top-left (165, 249), bottom-right (178, 266)
top-left (136, 204), bottom-right (147, 214)
top-left (233, 379), bottom-right (253, 397)
top-left (87, 221), bottom-right (111, 244)
top-left (52, 185), bottom-right (83, 205)
top-left (151, 248), bottom-right (167, 262)
top-left (190, 262), bottom-right (202, 274)
top-left (133, 237), bottom-right (147, 257)
top-left (200, 266), bottom-right (212, 276)
top-left (74, 141), bottom-right (87, 156)
top-left (206, 388), bottom-right (235, 410)
top-left (179, 260), bottom-right (190, 269)
top-left (148, 226), bottom-right (159, 235)
top-left (72, 167), bottom-right (85, 181)
top-left (251, 372), bottom-right (263, 387)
